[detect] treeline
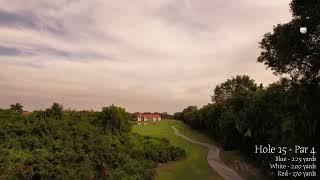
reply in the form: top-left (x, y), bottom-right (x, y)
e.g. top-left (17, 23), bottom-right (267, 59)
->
top-left (0, 103), bottom-right (185, 179)
top-left (174, 76), bottom-right (318, 170)
top-left (174, 0), bottom-right (319, 177)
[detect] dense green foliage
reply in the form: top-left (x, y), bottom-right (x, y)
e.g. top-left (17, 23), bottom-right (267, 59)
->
top-left (175, 0), bottom-right (319, 177)
top-left (0, 104), bottom-right (185, 179)
top-left (175, 76), bottom-right (319, 176)
top-left (259, 0), bottom-right (320, 82)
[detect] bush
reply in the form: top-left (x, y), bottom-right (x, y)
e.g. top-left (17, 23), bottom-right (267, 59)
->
top-left (0, 104), bottom-right (185, 179)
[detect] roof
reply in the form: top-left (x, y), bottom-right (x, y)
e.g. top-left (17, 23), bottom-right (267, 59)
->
top-left (22, 111), bottom-right (32, 116)
top-left (136, 113), bottom-right (161, 118)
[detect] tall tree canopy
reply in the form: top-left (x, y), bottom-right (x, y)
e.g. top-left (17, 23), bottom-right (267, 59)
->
top-left (290, 0), bottom-right (320, 18)
top-left (211, 75), bottom-right (257, 104)
top-left (176, 1), bottom-right (319, 177)
top-left (258, 0), bottom-right (320, 82)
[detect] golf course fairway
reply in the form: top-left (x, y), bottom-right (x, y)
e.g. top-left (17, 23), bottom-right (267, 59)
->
top-left (132, 120), bottom-right (223, 180)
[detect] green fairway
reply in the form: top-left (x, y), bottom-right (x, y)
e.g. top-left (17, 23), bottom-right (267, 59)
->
top-left (132, 120), bottom-right (222, 180)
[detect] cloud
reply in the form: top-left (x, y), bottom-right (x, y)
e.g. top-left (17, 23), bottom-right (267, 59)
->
top-left (0, 10), bottom-right (38, 29)
top-left (0, 0), bottom-right (292, 113)
top-left (0, 45), bottom-right (22, 56)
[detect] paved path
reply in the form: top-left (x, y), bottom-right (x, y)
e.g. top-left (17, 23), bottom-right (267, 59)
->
top-left (171, 126), bottom-right (243, 180)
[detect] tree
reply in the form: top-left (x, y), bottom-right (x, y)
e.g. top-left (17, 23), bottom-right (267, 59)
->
top-left (258, 0), bottom-right (320, 82)
top-left (0, 105), bottom-right (185, 179)
top-left (160, 112), bottom-right (171, 120)
top-left (211, 75), bottom-right (257, 104)
top-left (98, 105), bottom-right (132, 134)
top-left (173, 1), bottom-right (319, 177)
top-left (173, 112), bottom-right (183, 120)
top-left (290, 0), bottom-right (320, 19)
top-left (46, 102), bottom-right (63, 120)
top-left (258, 0), bottom-right (319, 145)
top-left (10, 103), bottom-right (23, 113)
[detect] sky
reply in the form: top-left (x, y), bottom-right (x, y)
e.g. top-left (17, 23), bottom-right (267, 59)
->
top-left (0, 0), bottom-right (292, 113)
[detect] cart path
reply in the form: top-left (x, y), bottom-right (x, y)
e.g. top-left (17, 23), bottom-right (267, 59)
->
top-left (171, 126), bottom-right (243, 180)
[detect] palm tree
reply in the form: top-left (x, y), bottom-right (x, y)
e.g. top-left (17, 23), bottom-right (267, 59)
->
top-left (10, 103), bottom-right (23, 113)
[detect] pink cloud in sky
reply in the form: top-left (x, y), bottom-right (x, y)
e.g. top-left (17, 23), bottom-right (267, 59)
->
top-left (0, 0), bottom-right (292, 113)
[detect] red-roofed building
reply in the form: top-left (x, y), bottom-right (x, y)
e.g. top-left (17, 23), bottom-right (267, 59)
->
top-left (135, 113), bottom-right (161, 122)
top-left (22, 111), bottom-right (32, 116)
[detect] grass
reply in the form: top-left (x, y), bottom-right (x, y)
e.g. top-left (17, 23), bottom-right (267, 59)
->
top-left (132, 120), bottom-right (223, 180)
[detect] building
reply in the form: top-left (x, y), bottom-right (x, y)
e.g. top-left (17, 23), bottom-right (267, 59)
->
top-left (135, 113), bottom-right (161, 122)
top-left (22, 111), bottom-right (32, 116)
